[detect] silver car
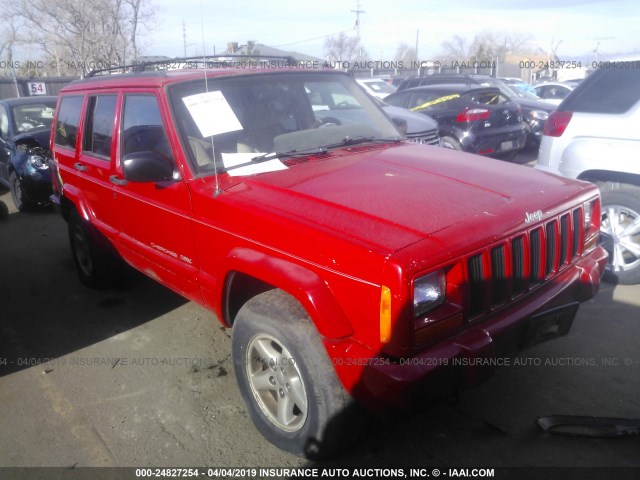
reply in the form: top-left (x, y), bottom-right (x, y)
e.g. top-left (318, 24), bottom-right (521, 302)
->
top-left (536, 61), bottom-right (640, 284)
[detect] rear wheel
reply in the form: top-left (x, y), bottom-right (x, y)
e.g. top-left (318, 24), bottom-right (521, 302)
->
top-left (232, 290), bottom-right (353, 459)
top-left (68, 210), bottom-right (120, 288)
top-left (600, 189), bottom-right (640, 285)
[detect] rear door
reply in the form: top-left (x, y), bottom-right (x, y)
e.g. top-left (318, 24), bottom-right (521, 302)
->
top-left (76, 93), bottom-right (120, 235)
top-left (54, 93), bottom-right (118, 235)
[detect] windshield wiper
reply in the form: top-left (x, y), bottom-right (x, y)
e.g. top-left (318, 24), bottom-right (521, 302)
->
top-left (222, 147), bottom-right (329, 172)
top-left (222, 137), bottom-right (399, 172)
top-left (318, 136), bottom-right (401, 150)
top-left (248, 147), bottom-right (329, 164)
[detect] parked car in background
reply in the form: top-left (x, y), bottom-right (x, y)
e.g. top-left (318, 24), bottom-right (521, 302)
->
top-left (378, 100), bottom-right (440, 146)
top-left (0, 96), bottom-right (57, 211)
top-left (356, 78), bottom-right (397, 100)
top-left (536, 62), bottom-right (640, 284)
top-left (534, 81), bottom-right (575, 105)
top-left (385, 83), bottom-right (526, 160)
top-left (309, 83), bottom-right (440, 146)
top-left (563, 79), bottom-right (585, 88)
top-left (500, 77), bottom-right (538, 96)
top-left (397, 74), bottom-right (555, 147)
top-left (390, 77), bottom-right (407, 88)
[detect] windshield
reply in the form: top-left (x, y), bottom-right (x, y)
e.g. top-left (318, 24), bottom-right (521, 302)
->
top-left (169, 72), bottom-right (400, 176)
top-left (11, 102), bottom-right (56, 134)
top-left (481, 78), bottom-right (542, 101)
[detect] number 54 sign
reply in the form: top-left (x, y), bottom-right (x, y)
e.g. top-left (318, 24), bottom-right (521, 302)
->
top-left (28, 82), bottom-right (47, 96)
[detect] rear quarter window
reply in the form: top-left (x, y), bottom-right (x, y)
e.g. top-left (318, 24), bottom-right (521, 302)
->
top-left (561, 66), bottom-right (640, 114)
top-left (55, 96), bottom-right (84, 149)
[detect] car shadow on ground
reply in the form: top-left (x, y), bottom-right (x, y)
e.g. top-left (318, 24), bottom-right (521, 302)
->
top-left (0, 202), bottom-right (187, 378)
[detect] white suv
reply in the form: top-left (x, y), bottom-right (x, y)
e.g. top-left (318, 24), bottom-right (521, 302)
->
top-left (536, 62), bottom-right (640, 284)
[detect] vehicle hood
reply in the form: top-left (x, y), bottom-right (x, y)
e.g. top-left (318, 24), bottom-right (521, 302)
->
top-left (221, 143), bottom-right (589, 253)
top-left (381, 104), bottom-right (438, 133)
top-left (12, 128), bottom-right (51, 150)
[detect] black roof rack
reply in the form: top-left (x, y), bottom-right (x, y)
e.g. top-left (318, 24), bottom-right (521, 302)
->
top-left (85, 54), bottom-right (300, 78)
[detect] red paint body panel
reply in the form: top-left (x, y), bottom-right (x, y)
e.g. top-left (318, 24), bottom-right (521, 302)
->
top-left (51, 68), bottom-right (607, 408)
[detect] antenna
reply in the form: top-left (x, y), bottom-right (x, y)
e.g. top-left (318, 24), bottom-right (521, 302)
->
top-left (199, 0), bottom-right (222, 197)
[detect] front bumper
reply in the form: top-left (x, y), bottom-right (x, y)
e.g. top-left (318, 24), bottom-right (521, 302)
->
top-left (327, 245), bottom-right (608, 411)
top-left (20, 169), bottom-right (53, 203)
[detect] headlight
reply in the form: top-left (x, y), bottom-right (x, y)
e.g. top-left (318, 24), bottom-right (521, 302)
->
top-left (413, 270), bottom-right (446, 316)
top-left (528, 110), bottom-right (549, 121)
top-left (583, 197), bottom-right (601, 251)
top-left (28, 155), bottom-right (49, 170)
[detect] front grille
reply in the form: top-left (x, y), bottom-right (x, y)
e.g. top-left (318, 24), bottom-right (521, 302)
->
top-left (406, 128), bottom-right (440, 146)
top-left (465, 207), bottom-right (584, 318)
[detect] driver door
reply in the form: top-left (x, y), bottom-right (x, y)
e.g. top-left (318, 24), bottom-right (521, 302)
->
top-left (112, 92), bottom-right (200, 301)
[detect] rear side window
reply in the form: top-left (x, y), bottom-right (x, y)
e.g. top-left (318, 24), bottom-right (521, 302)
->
top-left (83, 95), bottom-right (117, 159)
top-left (54, 96), bottom-right (84, 149)
top-left (561, 65), bottom-right (640, 114)
top-left (384, 92), bottom-right (410, 108)
top-left (410, 92), bottom-right (459, 112)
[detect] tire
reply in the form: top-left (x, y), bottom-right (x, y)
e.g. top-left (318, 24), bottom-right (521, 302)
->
top-left (600, 189), bottom-right (640, 285)
top-left (68, 210), bottom-right (119, 288)
top-left (9, 171), bottom-right (35, 212)
top-left (441, 136), bottom-right (462, 151)
top-left (232, 289), bottom-right (353, 459)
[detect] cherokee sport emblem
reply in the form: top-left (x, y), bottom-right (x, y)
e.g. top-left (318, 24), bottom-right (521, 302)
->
top-left (525, 210), bottom-right (544, 224)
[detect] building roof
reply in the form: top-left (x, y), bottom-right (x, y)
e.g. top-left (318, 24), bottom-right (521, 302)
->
top-left (223, 42), bottom-right (322, 63)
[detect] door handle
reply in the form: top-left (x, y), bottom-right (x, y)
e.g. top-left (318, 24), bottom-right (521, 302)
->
top-left (74, 162), bottom-right (87, 172)
top-left (109, 175), bottom-right (128, 186)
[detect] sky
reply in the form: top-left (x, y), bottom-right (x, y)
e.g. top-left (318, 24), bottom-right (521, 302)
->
top-left (144, 0), bottom-right (640, 61)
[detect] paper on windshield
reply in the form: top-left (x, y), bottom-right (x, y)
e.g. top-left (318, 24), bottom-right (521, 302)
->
top-left (221, 153), bottom-right (288, 177)
top-left (182, 91), bottom-right (243, 137)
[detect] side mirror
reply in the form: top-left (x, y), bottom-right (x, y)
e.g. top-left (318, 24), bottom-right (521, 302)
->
top-left (391, 117), bottom-right (408, 136)
top-left (122, 152), bottom-right (176, 183)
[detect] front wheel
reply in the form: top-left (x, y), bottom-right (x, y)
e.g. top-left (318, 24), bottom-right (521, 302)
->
top-left (600, 189), bottom-right (640, 285)
top-left (440, 135), bottom-right (462, 150)
top-left (232, 290), bottom-right (353, 459)
top-left (9, 171), bottom-right (34, 212)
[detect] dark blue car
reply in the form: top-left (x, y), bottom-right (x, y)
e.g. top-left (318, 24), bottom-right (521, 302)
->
top-left (0, 96), bottom-right (57, 211)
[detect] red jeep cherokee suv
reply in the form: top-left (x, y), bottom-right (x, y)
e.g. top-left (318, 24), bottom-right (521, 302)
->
top-left (50, 59), bottom-right (608, 458)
